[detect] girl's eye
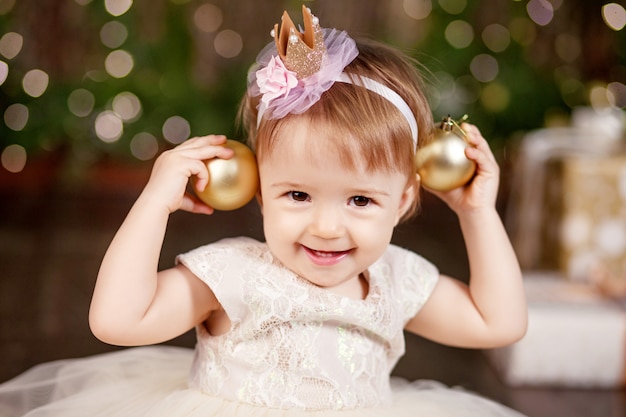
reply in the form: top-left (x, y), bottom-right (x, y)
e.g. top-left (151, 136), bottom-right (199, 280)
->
top-left (351, 196), bottom-right (371, 207)
top-left (288, 191), bottom-right (310, 202)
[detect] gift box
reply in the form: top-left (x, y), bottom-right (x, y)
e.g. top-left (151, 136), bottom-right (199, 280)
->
top-left (560, 155), bottom-right (626, 294)
top-left (506, 108), bottom-right (625, 273)
top-left (486, 271), bottom-right (626, 388)
top-left (506, 129), bottom-right (621, 271)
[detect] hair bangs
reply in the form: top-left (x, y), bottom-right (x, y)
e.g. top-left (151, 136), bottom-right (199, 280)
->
top-left (307, 83), bottom-right (415, 175)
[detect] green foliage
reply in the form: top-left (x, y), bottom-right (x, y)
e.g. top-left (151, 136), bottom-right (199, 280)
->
top-left (0, 0), bottom-right (624, 167)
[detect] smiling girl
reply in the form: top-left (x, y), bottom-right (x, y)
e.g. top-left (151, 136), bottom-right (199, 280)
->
top-left (0, 6), bottom-right (527, 417)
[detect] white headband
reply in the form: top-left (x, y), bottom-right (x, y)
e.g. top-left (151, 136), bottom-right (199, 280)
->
top-left (336, 73), bottom-right (418, 145)
top-left (256, 74), bottom-right (419, 146)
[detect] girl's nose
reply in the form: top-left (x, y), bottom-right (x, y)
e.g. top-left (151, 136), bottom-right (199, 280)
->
top-left (307, 204), bottom-right (345, 238)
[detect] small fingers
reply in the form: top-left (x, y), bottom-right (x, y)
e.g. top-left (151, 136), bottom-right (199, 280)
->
top-left (462, 123), bottom-right (496, 162)
top-left (191, 159), bottom-right (210, 192)
top-left (180, 136), bottom-right (235, 161)
top-left (465, 141), bottom-right (497, 170)
top-left (180, 193), bottom-right (214, 215)
top-left (461, 123), bottom-right (486, 147)
top-left (178, 135), bottom-right (227, 148)
top-left (158, 136), bottom-right (235, 173)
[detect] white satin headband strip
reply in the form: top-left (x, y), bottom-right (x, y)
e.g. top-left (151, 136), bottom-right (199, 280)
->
top-left (336, 73), bottom-right (418, 145)
top-left (256, 74), bottom-right (419, 146)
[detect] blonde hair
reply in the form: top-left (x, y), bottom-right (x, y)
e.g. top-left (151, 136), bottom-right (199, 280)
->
top-left (240, 38), bottom-right (433, 221)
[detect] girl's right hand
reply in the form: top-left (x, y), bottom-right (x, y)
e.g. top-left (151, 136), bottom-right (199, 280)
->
top-left (141, 135), bottom-right (235, 215)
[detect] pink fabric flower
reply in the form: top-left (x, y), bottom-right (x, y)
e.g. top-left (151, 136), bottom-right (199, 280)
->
top-left (255, 56), bottom-right (298, 106)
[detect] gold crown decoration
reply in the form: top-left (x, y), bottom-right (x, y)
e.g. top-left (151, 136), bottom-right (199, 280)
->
top-left (270, 5), bottom-right (326, 79)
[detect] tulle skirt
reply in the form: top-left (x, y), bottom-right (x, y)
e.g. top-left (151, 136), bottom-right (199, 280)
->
top-left (0, 346), bottom-right (525, 417)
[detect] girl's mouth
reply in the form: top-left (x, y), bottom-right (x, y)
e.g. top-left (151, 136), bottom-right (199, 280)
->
top-left (302, 246), bottom-right (352, 266)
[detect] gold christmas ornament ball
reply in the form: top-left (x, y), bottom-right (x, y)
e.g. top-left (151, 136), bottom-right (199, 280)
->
top-left (415, 116), bottom-right (476, 192)
top-left (194, 140), bottom-right (259, 211)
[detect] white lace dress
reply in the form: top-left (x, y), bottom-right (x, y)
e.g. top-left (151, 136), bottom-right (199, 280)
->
top-left (0, 237), bottom-right (526, 417)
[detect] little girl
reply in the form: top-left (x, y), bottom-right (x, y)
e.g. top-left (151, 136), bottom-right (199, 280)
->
top-left (0, 6), bottom-right (527, 417)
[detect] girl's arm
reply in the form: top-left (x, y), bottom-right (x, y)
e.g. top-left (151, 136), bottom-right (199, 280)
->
top-left (89, 135), bottom-right (233, 346)
top-left (405, 124), bottom-right (527, 348)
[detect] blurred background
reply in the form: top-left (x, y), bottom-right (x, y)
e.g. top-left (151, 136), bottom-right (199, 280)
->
top-left (1, 0), bottom-right (625, 416)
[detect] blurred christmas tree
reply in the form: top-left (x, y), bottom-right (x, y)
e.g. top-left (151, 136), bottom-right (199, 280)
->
top-left (374, 0), bottom-right (626, 141)
top-left (0, 0), bottom-right (254, 176)
top-left (0, 0), bottom-right (624, 176)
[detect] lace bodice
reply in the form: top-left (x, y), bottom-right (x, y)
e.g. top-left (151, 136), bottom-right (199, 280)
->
top-left (177, 237), bottom-right (438, 410)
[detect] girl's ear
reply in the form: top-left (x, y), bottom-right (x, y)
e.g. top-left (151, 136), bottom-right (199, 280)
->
top-left (395, 173), bottom-right (420, 225)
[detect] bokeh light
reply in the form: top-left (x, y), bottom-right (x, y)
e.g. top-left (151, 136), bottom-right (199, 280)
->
top-left (482, 24), bottom-right (511, 53)
top-left (509, 16), bottom-right (536, 46)
top-left (104, 50), bottom-right (134, 78)
top-left (481, 82), bottom-right (510, 112)
top-left (470, 54), bottom-right (499, 83)
top-left (22, 69), bottom-right (49, 98)
top-left (1, 144), bottom-right (26, 173)
top-left (438, 0), bottom-right (466, 15)
top-left (162, 116), bottom-right (190, 144)
top-left (0, 0), bottom-right (15, 15)
top-left (527, 0), bottom-right (554, 26)
top-left (214, 30), bottom-right (243, 58)
top-left (0, 32), bottom-right (23, 59)
top-left (607, 81), bottom-right (626, 108)
top-left (105, 0), bottom-right (132, 17)
top-left (0, 60), bottom-right (7, 86)
top-left (68, 88), bottom-right (96, 117)
top-left (602, 3), bottom-right (626, 31)
top-left (403, 0), bottom-right (432, 20)
top-left (589, 82), bottom-right (612, 109)
top-left (4, 103), bottom-right (29, 131)
top-left (100, 21), bottom-right (128, 48)
top-left (112, 91), bottom-right (142, 122)
top-left (445, 20), bottom-right (473, 49)
top-left (193, 3), bottom-right (223, 33)
top-left (95, 111), bottom-right (123, 143)
top-left (130, 132), bottom-right (159, 160)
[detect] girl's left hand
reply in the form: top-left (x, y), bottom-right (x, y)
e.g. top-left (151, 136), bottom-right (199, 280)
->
top-left (427, 123), bottom-right (500, 214)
